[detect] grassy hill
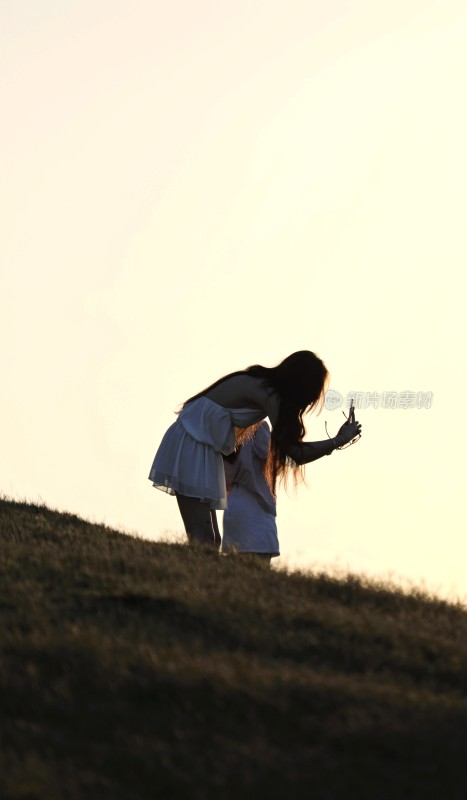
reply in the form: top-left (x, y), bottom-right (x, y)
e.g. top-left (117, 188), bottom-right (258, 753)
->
top-left (1, 497), bottom-right (467, 799)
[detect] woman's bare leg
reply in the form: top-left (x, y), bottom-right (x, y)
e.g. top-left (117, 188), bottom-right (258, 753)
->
top-left (176, 494), bottom-right (219, 549)
top-left (210, 509), bottom-right (221, 547)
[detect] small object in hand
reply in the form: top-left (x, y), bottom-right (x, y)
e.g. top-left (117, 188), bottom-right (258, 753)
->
top-left (343, 399), bottom-right (355, 424)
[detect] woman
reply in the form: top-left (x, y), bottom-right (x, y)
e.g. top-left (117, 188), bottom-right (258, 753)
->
top-left (148, 350), bottom-right (361, 547)
top-left (222, 421), bottom-right (279, 566)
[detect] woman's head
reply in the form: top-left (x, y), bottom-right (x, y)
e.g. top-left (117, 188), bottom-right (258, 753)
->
top-left (260, 350), bottom-right (329, 412)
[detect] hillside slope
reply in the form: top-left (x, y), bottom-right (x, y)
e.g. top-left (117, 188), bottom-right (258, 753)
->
top-left (1, 497), bottom-right (467, 799)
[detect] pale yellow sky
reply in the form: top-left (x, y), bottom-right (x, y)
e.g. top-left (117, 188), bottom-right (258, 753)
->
top-left (1, 0), bottom-right (466, 599)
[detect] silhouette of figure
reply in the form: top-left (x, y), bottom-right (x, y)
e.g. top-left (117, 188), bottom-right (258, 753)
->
top-left (222, 421), bottom-right (278, 567)
top-left (148, 351), bottom-right (361, 548)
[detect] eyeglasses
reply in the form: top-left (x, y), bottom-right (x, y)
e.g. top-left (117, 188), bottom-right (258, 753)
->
top-left (325, 408), bottom-right (361, 450)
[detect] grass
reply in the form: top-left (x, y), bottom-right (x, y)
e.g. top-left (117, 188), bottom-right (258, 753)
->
top-left (1, 496), bottom-right (467, 799)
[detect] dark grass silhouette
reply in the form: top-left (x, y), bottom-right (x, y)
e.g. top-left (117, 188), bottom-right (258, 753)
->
top-left (1, 496), bottom-right (467, 799)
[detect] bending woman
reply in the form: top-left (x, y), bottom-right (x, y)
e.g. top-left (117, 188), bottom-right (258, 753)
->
top-left (148, 350), bottom-right (361, 547)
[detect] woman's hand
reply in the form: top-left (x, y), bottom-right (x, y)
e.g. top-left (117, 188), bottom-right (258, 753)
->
top-left (335, 418), bottom-right (362, 447)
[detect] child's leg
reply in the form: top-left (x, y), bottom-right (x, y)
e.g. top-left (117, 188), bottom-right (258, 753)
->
top-left (176, 494), bottom-right (219, 548)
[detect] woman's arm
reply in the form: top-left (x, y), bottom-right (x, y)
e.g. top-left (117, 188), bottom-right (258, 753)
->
top-left (286, 438), bottom-right (339, 464)
top-left (263, 385), bottom-right (361, 464)
top-left (286, 419), bottom-right (361, 464)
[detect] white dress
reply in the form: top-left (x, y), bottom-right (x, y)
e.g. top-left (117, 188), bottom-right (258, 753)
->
top-left (222, 422), bottom-right (279, 557)
top-left (148, 396), bottom-right (266, 510)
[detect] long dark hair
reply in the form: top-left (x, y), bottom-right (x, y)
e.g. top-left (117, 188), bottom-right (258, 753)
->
top-left (182, 350), bottom-right (329, 492)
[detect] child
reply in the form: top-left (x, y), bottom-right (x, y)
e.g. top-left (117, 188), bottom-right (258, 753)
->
top-left (222, 421), bottom-right (279, 566)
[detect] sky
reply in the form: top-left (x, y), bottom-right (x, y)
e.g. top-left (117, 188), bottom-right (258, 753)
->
top-left (2, 0), bottom-right (467, 600)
